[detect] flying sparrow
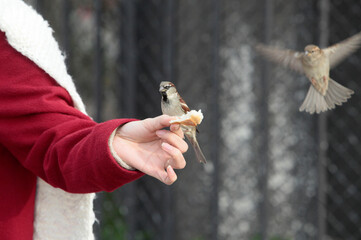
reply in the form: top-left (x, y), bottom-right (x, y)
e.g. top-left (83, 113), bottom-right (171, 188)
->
top-left (255, 32), bottom-right (361, 114)
top-left (159, 81), bottom-right (207, 163)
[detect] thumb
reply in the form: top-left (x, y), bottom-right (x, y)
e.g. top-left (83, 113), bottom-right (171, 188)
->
top-left (145, 115), bottom-right (175, 132)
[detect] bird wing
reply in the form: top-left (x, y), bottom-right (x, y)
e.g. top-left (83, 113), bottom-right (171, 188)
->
top-left (325, 31), bottom-right (361, 68)
top-left (179, 97), bottom-right (191, 113)
top-left (255, 44), bottom-right (304, 74)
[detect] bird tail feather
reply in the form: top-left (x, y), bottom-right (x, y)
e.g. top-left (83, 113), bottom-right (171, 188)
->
top-left (299, 78), bottom-right (353, 114)
top-left (186, 134), bottom-right (207, 164)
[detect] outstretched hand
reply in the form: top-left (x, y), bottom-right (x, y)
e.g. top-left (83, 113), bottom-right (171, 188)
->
top-left (112, 115), bottom-right (188, 185)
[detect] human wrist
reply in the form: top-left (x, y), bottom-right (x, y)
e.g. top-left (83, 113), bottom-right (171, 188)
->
top-left (109, 127), bottom-right (135, 170)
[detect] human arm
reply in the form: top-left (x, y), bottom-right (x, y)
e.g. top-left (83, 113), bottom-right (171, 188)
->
top-left (0, 30), bottom-right (187, 193)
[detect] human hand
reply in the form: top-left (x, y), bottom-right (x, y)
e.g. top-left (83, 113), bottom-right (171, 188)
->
top-left (112, 115), bottom-right (188, 185)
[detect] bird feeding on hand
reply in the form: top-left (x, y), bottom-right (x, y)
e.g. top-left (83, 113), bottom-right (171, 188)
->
top-left (255, 31), bottom-right (361, 114)
top-left (159, 81), bottom-right (207, 164)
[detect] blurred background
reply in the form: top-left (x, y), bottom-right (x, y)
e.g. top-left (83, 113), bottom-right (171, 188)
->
top-left (25, 0), bottom-right (361, 239)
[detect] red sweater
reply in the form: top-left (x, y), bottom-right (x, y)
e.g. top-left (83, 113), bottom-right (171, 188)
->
top-left (0, 31), bottom-right (144, 239)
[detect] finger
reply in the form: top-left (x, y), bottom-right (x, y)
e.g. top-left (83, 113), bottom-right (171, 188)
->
top-left (170, 124), bottom-right (184, 139)
top-left (161, 142), bottom-right (186, 169)
top-left (158, 165), bottom-right (177, 185)
top-left (144, 115), bottom-right (175, 132)
top-left (156, 130), bottom-right (188, 153)
top-left (164, 165), bottom-right (177, 185)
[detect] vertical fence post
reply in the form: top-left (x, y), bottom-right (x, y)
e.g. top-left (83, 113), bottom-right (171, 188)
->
top-left (62, 0), bottom-right (71, 68)
top-left (259, 0), bottom-right (273, 239)
top-left (122, 0), bottom-right (137, 118)
top-left (317, 0), bottom-right (329, 239)
top-left (92, 1), bottom-right (103, 239)
top-left (119, 1), bottom-right (137, 239)
top-left (210, 0), bottom-right (221, 240)
top-left (162, 0), bottom-right (175, 239)
top-left (34, 0), bottom-right (43, 14)
top-left (94, 0), bottom-right (103, 123)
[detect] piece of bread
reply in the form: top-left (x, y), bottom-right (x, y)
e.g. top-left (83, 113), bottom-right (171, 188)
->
top-left (169, 110), bottom-right (204, 126)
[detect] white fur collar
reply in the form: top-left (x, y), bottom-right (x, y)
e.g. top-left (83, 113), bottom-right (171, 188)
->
top-left (0, 0), bottom-right (95, 239)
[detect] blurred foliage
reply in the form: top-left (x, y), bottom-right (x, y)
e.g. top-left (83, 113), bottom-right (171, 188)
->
top-left (251, 233), bottom-right (292, 240)
top-left (135, 231), bottom-right (154, 240)
top-left (191, 236), bottom-right (206, 240)
top-left (100, 193), bottom-right (127, 240)
top-left (100, 191), bottom-right (155, 240)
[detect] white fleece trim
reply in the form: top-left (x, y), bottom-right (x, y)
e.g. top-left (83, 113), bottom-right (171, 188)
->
top-left (0, 0), bottom-right (86, 114)
top-left (0, 0), bottom-right (95, 239)
top-left (109, 128), bottom-right (136, 171)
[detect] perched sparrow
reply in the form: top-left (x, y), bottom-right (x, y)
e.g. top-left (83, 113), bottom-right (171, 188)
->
top-left (159, 81), bottom-right (207, 163)
top-left (255, 32), bottom-right (361, 114)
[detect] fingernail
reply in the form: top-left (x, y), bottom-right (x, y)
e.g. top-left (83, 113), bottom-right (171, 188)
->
top-left (161, 142), bottom-right (172, 151)
top-left (166, 166), bottom-right (177, 182)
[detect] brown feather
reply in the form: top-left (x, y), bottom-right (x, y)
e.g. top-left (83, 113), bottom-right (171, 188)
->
top-left (325, 31), bottom-right (361, 68)
top-left (179, 96), bottom-right (191, 113)
top-left (255, 44), bottom-right (304, 73)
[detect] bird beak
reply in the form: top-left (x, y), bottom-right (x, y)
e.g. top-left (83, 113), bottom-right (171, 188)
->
top-left (159, 86), bottom-right (166, 93)
top-left (305, 51), bottom-right (310, 56)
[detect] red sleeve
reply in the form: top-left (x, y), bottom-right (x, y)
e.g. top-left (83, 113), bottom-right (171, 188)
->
top-left (0, 31), bottom-right (144, 193)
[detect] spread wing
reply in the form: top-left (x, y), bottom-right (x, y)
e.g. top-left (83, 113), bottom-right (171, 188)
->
top-left (324, 31), bottom-right (361, 68)
top-left (255, 44), bottom-right (304, 74)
